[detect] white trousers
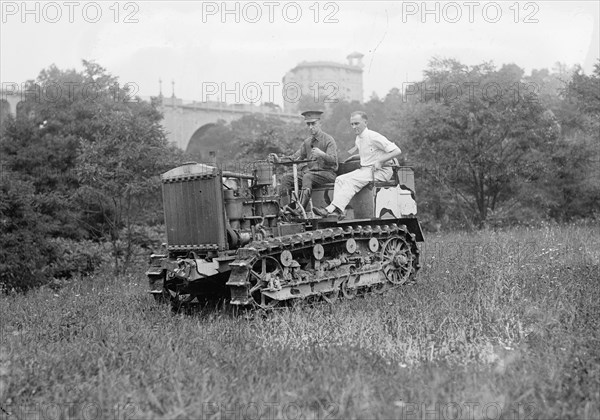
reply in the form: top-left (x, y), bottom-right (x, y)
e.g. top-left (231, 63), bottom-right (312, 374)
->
top-left (331, 167), bottom-right (393, 211)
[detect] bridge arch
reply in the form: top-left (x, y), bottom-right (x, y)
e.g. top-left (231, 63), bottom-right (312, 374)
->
top-left (187, 123), bottom-right (217, 151)
top-left (159, 101), bottom-right (302, 150)
top-left (185, 122), bottom-right (240, 163)
top-left (186, 123), bottom-right (218, 156)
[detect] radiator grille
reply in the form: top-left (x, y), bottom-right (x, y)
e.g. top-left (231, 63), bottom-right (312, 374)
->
top-left (162, 174), bottom-right (227, 251)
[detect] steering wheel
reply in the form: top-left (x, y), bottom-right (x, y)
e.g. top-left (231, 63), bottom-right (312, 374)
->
top-left (274, 159), bottom-right (315, 166)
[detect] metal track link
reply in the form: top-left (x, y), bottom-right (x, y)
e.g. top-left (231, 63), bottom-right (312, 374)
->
top-left (226, 223), bottom-right (420, 308)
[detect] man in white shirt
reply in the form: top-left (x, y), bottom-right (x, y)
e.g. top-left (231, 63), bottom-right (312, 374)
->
top-left (313, 111), bottom-right (402, 218)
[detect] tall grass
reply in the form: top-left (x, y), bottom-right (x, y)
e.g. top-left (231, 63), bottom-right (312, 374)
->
top-left (1, 223), bottom-right (598, 419)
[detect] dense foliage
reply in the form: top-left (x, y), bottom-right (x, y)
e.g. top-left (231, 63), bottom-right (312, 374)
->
top-left (1, 61), bottom-right (183, 291)
top-left (186, 114), bottom-right (305, 164)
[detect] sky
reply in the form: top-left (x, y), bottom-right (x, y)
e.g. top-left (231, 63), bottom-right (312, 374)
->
top-left (1, 1), bottom-right (599, 106)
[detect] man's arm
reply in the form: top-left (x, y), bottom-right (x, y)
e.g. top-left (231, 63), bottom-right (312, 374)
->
top-left (268, 147), bottom-right (302, 163)
top-left (289, 147), bottom-right (303, 160)
top-left (372, 133), bottom-right (402, 170)
top-left (324, 138), bottom-right (338, 164)
top-left (373, 148), bottom-right (402, 170)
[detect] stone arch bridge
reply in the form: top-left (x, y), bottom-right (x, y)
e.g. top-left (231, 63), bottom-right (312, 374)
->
top-left (0, 88), bottom-right (301, 151)
top-left (157, 96), bottom-right (302, 150)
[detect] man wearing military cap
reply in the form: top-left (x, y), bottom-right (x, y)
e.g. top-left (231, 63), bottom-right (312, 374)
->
top-left (268, 110), bottom-right (338, 212)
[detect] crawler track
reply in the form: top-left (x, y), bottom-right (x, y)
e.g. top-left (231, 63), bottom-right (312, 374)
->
top-left (226, 223), bottom-right (420, 308)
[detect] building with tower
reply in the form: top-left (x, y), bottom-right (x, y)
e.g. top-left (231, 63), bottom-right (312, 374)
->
top-left (282, 52), bottom-right (364, 114)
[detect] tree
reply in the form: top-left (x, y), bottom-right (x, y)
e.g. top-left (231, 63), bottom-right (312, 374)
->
top-left (75, 103), bottom-right (180, 273)
top-left (0, 172), bottom-right (57, 291)
top-left (525, 66), bottom-right (570, 111)
top-left (229, 114), bottom-right (303, 164)
top-left (1, 60), bottom-right (183, 282)
top-left (565, 61), bottom-right (600, 117)
top-left (401, 58), bottom-right (561, 226)
top-left (544, 60), bottom-right (600, 220)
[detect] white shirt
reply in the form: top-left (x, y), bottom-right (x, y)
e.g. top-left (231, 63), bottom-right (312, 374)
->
top-left (355, 128), bottom-right (400, 167)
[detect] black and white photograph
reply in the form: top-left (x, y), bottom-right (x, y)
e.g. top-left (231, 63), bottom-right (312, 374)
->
top-left (1, 1), bottom-right (599, 419)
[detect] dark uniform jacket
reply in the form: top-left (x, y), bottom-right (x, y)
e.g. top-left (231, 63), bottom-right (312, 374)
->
top-left (289, 131), bottom-right (338, 173)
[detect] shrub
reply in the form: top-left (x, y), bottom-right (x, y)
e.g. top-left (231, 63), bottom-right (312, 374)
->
top-left (48, 238), bottom-right (113, 280)
top-left (0, 174), bottom-right (58, 292)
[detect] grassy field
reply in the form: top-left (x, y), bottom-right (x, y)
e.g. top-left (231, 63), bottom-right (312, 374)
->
top-left (1, 223), bottom-right (599, 420)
